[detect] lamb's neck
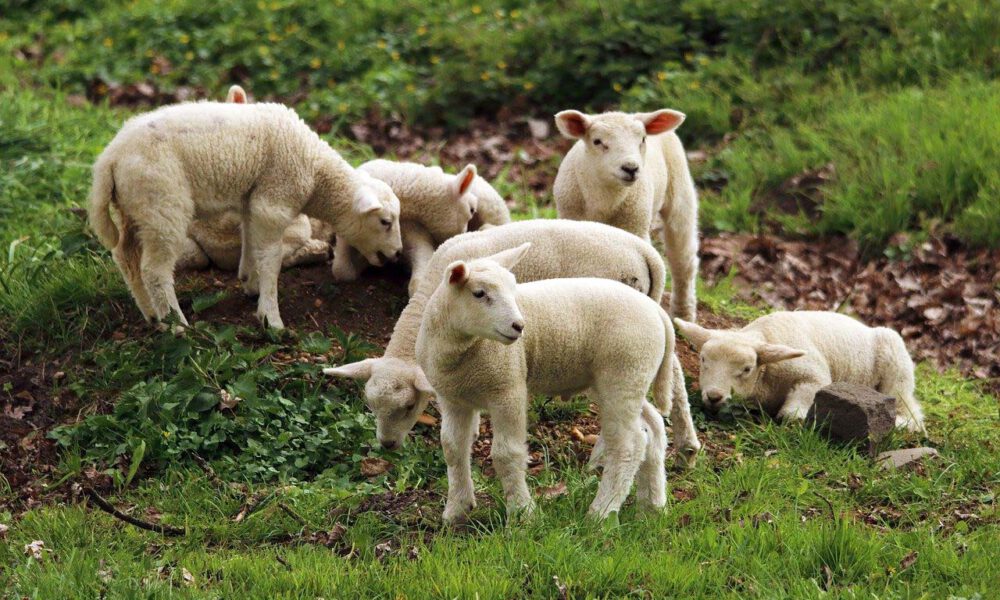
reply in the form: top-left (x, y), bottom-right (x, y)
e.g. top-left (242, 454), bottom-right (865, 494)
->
top-left (304, 149), bottom-right (358, 225)
top-left (384, 290), bottom-right (430, 360)
top-left (580, 169), bottom-right (631, 211)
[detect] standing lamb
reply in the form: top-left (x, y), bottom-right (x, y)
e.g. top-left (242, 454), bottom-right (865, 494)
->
top-left (674, 311), bottom-right (926, 432)
top-left (88, 101), bottom-right (402, 329)
top-left (333, 159), bottom-right (511, 295)
top-left (416, 244), bottom-right (680, 522)
top-left (176, 85), bottom-right (334, 272)
top-left (323, 219), bottom-right (700, 464)
top-left (553, 109), bottom-right (699, 321)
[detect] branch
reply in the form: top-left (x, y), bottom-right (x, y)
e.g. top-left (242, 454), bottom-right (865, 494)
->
top-left (83, 486), bottom-right (185, 536)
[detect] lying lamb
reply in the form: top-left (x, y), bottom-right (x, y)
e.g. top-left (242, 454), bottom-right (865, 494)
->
top-left (416, 244), bottom-right (681, 522)
top-left (333, 159), bottom-right (511, 295)
top-left (176, 85), bottom-right (333, 272)
top-left (323, 219), bottom-right (700, 464)
top-left (553, 109), bottom-right (699, 321)
top-left (674, 311), bottom-right (926, 432)
top-left (88, 101), bottom-right (402, 329)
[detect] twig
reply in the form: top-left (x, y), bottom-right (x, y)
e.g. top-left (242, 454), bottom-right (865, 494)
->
top-left (277, 502), bottom-right (309, 528)
top-left (276, 554), bottom-right (292, 571)
top-left (814, 490), bottom-right (837, 521)
top-left (191, 453), bottom-right (223, 487)
top-left (232, 490), bottom-right (275, 523)
top-left (83, 486), bottom-right (184, 536)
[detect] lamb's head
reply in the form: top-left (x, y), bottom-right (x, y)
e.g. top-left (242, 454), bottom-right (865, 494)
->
top-left (323, 357), bottom-right (435, 449)
top-left (674, 319), bottom-right (805, 415)
top-left (446, 164), bottom-right (480, 236)
top-left (344, 172), bottom-right (403, 267)
top-left (439, 243), bottom-right (532, 344)
top-left (554, 109), bottom-right (685, 186)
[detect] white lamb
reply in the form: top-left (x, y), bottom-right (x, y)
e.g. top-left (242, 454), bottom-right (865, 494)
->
top-left (323, 219), bottom-right (700, 464)
top-left (333, 159), bottom-right (511, 295)
top-left (553, 109), bottom-right (699, 321)
top-left (88, 101), bottom-right (402, 329)
top-left (176, 85), bottom-right (334, 272)
top-left (674, 311), bottom-right (926, 432)
top-left (416, 244), bottom-right (680, 522)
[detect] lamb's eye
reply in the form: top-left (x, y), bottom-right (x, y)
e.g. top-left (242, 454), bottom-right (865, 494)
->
top-left (642, 136), bottom-right (647, 144)
top-left (593, 138), bottom-right (602, 146)
top-left (472, 290), bottom-right (486, 299)
top-left (470, 206), bottom-right (476, 215)
top-left (405, 402), bottom-right (417, 411)
top-left (380, 217), bottom-right (391, 227)
top-left (741, 366), bottom-right (752, 375)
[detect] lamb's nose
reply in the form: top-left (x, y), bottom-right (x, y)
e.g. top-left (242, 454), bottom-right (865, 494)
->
top-left (393, 250), bottom-right (403, 261)
top-left (511, 321), bottom-right (524, 333)
top-left (705, 391), bottom-right (724, 403)
top-left (621, 163), bottom-right (639, 177)
top-left (381, 440), bottom-right (398, 450)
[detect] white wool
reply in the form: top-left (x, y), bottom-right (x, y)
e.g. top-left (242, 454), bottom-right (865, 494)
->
top-left (87, 101), bottom-right (402, 329)
top-left (323, 219), bottom-right (700, 461)
top-left (333, 159), bottom-right (511, 294)
top-left (415, 246), bottom-right (682, 522)
top-left (553, 109), bottom-right (699, 321)
top-left (675, 311), bottom-right (926, 432)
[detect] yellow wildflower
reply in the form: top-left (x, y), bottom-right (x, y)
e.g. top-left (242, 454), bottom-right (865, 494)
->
top-left (338, 102), bottom-right (349, 113)
top-left (612, 82), bottom-right (623, 92)
top-left (480, 71), bottom-right (491, 81)
top-left (496, 60), bottom-right (507, 70)
top-left (257, 0), bottom-right (265, 9)
top-left (285, 23), bottom-right (299, 34)
top-left (185, 51), bottom-right (194, 61)
top-left (310, 57), bottom-right (322, 69)
top-left (471, 5), bottom-right (481, 14)
top-left (405, 83), bottom-right (416, 92)
top-left (416, 25), bottom-right (427, 35)
top-left (179, 33), bottom-right (190, 44)
top-left (145, 49), bottom-right (154, 58)
top-left (327, 79), bottom-right (336, 88)
top-left (269, 1), bottom-right (280, 10)
top-left (258, 45), bottom-right (270, 56)
top-left (270, 69), bottom-right (279, 80)
top-left (689, 81), bottom-right (701, 90)
top-left (494, 9), bottom-right (504, 18)
top-left (523, 81), bottom-right (535, 91)
top-left (657, 71), bottom-right (667, 81)
top-left (698, 55), bottom-right (710, 66)
top-left (376, 39), bottom-right (387, 49)
top-left (150, 63), bottom-right (160, 74)
top-left (337, 40), bottom-right (345, 50)
top-left (510, 9), bottom-right (521, 18)
top-left (268, 32), bottom-right (280, 42)
top-left (391, 50), bottom-right (400, 61)
top-left (430, 55), bottom-right (440, 65)
top-left (684, 52), bottom-right (693, 63)
top-left (102, 37), bottom-right (113, 48)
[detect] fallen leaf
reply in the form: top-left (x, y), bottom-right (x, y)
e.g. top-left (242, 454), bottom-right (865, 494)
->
top-left (899, 550), bottom-right (918, 572)
top-left (181, 567), bottom-right (195, 586)
top-left (24, 540), bottom-right (47, 560)
top-left (416, 413), bottom-right (438, 426)
top-left (552, 575), bottom-right (569, 600)
top-left (374, 541), bottom-right (393, 561)
top-left (538, 481), bottom-right (567, 500)
top-left (0, 523), bottom-right (8, 540)
top-left (218, 389), bottom-right (240, 411)
top-left (360, 457), bottom-right (392, 477)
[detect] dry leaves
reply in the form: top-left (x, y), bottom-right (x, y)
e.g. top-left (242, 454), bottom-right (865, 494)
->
top-left (359, 457), bottom-right (392, 478)
top-left (538, 481), bottom-right (568, 500)
top-left (24, 540), bottom-right (48, 560)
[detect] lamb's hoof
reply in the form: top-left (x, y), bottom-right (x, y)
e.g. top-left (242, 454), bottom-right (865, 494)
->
top-left (442, 499), bottom-right (475, 527)
top-left (256, 311), bottom-right (285, 331)
top-left (330, 261), bottom-right (360, 282)
top-left (671, 304), bottom-right (696, 323)
top-left (506, 500), bottom-right (537, 524)
top-left (677, 445), bottom-right (700, 469)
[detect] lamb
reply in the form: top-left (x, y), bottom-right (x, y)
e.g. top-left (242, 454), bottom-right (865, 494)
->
top-left (674, 311), bottom-right (926, 432)
top-left (88, 101), bottom-right (402, 329)
top-left (553, 109), bottom-right (699, 322)
top-left (323, 219), bottom-right (700, 464)
top-left (415, 244), bottom-right (681, 522)
top-left (333, 159), bottom-right (511, 295)
top-left (176, 85), bottom-right (334, 272)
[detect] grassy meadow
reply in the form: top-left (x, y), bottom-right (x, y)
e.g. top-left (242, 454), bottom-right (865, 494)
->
top-left (1, 1), bottom-right (998, 598)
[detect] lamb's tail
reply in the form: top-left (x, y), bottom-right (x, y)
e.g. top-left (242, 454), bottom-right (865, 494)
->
top-left (640, 239), bottom-right (667, 303)
top-left (652, 308), bottom-right (677, 414)
top-left (88, 155), bottom-right (119, 249)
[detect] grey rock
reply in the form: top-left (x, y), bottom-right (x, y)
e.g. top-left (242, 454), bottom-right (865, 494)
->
top-left (806, 382), bottom-right (896, 452)
top-left (876, 447), bottom-right (939, 470)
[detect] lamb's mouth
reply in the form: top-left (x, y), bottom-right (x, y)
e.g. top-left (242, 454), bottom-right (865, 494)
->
top-left (370, 251), bottom-right (388, 266)
top-left (495, 329), bottom-right (520, 343)
top-left (616, 173), bottom-right (638, 185)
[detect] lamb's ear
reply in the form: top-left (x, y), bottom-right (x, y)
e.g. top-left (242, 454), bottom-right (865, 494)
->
top-left (554, 110), bottom-right (591, 139)
top-left (452, 164), bottom-right (477, 198)
top-left (673, 318), bottom-right (713, 350)
top-left (354, 185), bottom-right (381, 214)
top-left (755, 344), bottom-right (806, 365)
top-left (323, 358), bottom-right (377, 381)
top-left (637, 109), bottom-right (685, 135)
top-left (226, 85), bottom-right (248, 104)
top-left (446, 261), bottom-right (468, 286)
top-left (412, 367), bottom-right (436, 396)
top-left (486, 242), bottom-right (531, 270)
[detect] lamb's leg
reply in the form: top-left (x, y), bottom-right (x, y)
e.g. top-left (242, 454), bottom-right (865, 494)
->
top-left (777, 380), bottom-right (827, 422)
top-left (874, 329), bottom-right (926, 434)
top-left (660, 213), bottom-right (698, 322)
top-left (176, 235), bottom-right (211, 271)
top-left (588, 399), bottom-right (646, 520)
top-left (635, 401), bottom-right (667, 511)
top-left (247, 209), bottom-right (294, 330)
top-left (238, 218), bottom-right (259, 297)
top-left (331, 236), bottom-right (368, 282)
top-left (440, 402), bottom-right (479, 526)
top-left (139, 232), bottom-right (187, 326)
top-left (402, 221), bottom-right (436, 297)
top-left (490, 396), bottom-right (535, 519)
top-left (113, 221), bottom-right (156, 321)
top-left (668, 354), bottom-right (701, 466)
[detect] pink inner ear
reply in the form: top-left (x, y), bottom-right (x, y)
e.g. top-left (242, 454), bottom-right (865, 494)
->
top-left (561, 114), bottom-right (588, 137)
top-left (459, 169), bottom-right (475, 195)
top-left (449, 264), bottom-right (467, 285)
top-left (644, 112), bottom-right (682, 135)
top-left (233, 90), bottom-right (246, 103)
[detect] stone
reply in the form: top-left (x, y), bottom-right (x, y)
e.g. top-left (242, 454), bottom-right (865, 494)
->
top-left (876, 447), bottom-right (939, 470)
top-left (806, 382), bottom-right (895, 452)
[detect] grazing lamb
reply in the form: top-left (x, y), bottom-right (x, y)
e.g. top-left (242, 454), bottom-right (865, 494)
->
top-left (674, 311), bottom-right (926, 432)
top-left (416, 244), bottom-right (681, 522)
top-left (176, 85), bottom-right (333, 272)
top-left (323, 219), bottom-right (700, 464)
top-left (333, 159), bottom-right (511, 295)
top-left (553, 109), bottom-right (699, 321)
top-left (88, 101), bottom-right (402, 329)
